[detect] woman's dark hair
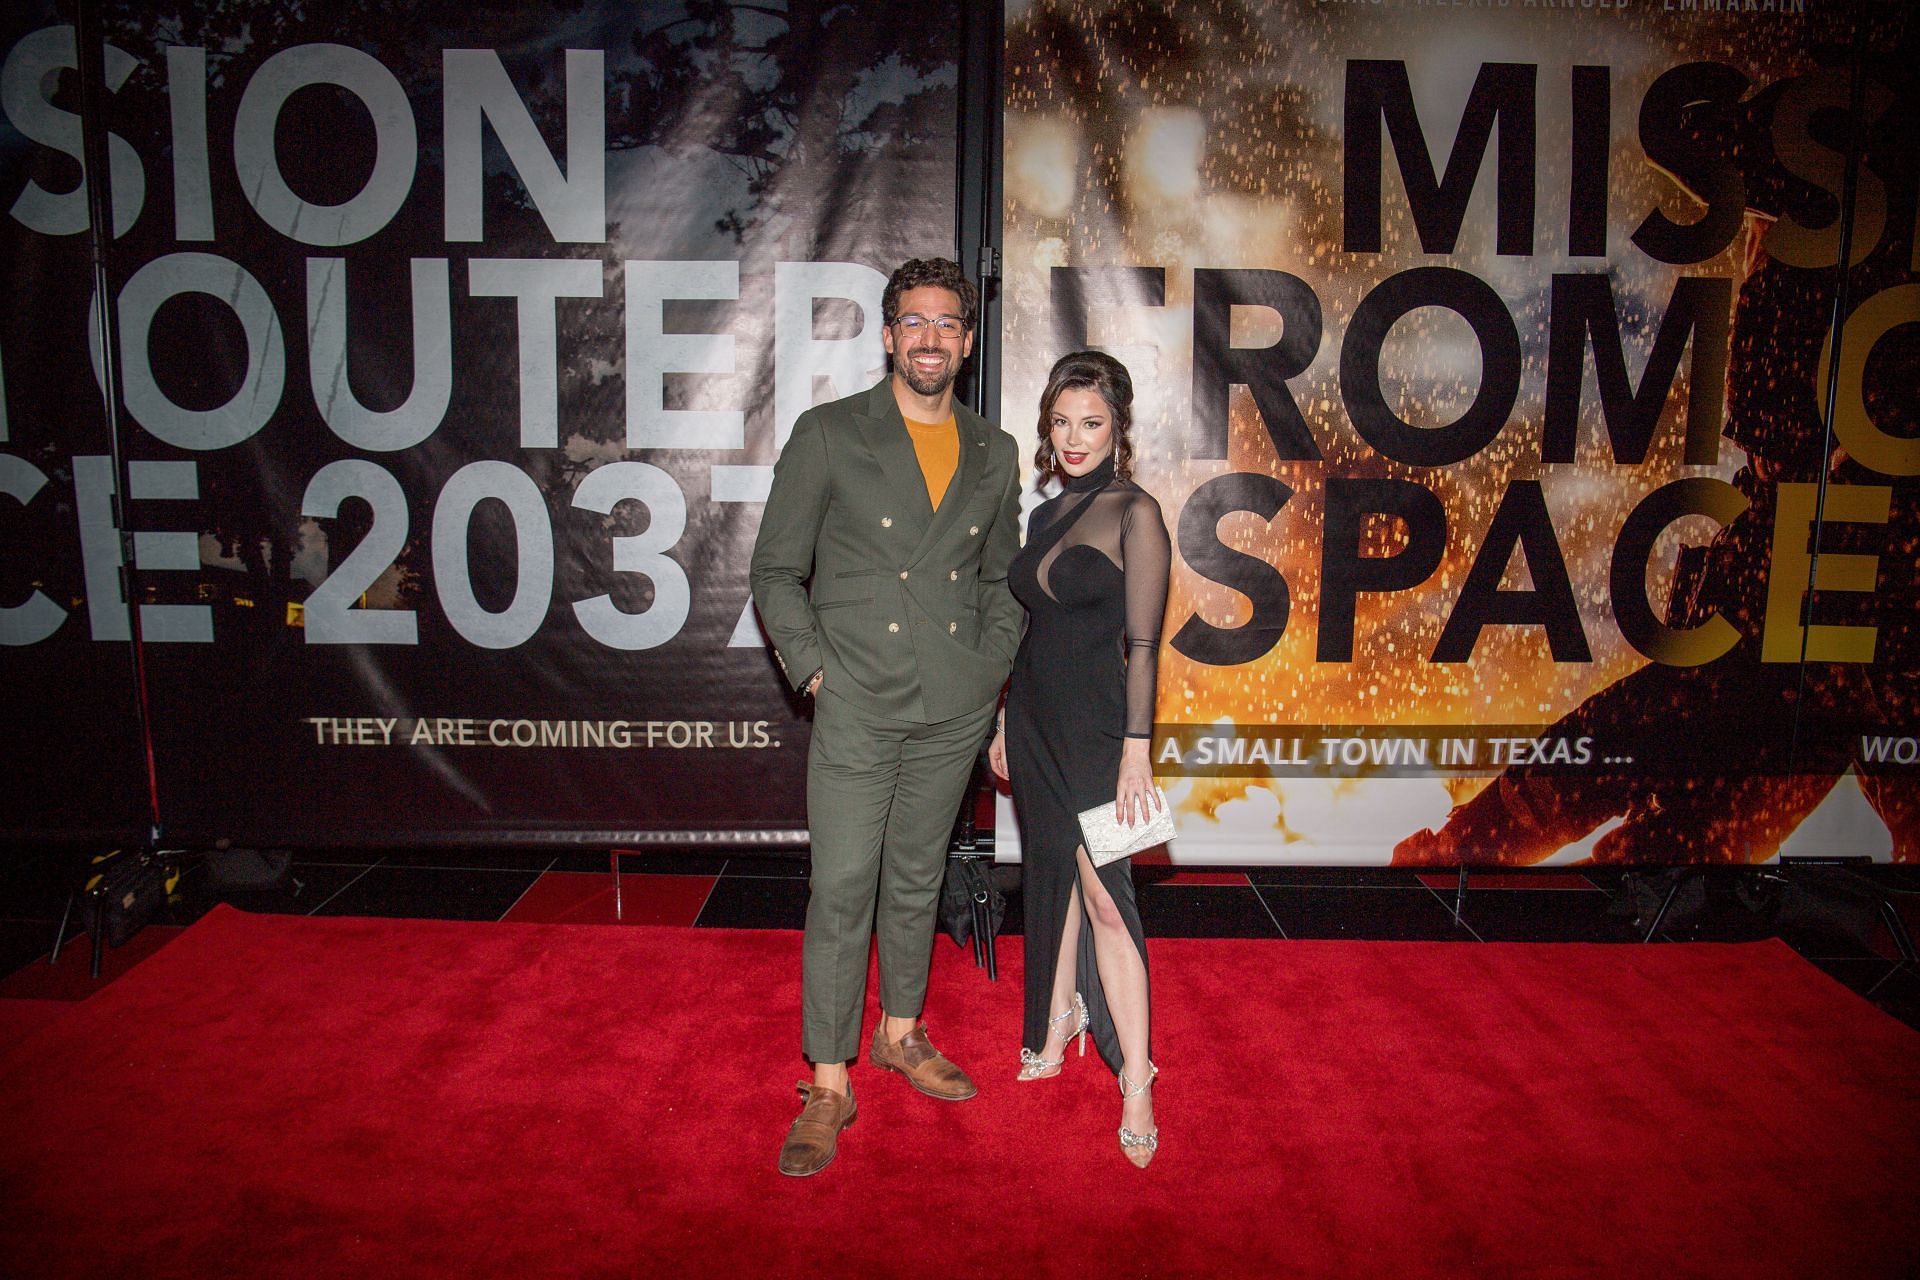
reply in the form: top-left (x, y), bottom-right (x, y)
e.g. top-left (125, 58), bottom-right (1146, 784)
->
top-left (881, 257), bottom-right (979, 332)
top-left (1034, 350), bottom-right (1135, 483)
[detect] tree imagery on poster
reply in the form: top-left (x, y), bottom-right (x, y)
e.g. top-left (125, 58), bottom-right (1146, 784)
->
top-left (0, 1), bottom-right (963, 843)
top-left (1000, 1), bottom-right (1917, 864)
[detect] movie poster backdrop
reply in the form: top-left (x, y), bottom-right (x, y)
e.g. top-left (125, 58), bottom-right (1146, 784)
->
top-left (997, 1), bottom-right (1917, 864)
top-left (3, 2), bottom-right (1913, 865)
top-left (0, 1), bottom-right (963, 844)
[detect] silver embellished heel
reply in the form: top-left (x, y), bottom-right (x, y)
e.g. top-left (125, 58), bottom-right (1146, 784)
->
top-left (1017, 991), bottom-right (1089, 1081)
top-left (1117, 1061), bottom-right (1159, 1168)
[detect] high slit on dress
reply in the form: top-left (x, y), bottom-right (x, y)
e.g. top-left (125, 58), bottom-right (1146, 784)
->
top-left (1006, 455), bottom-right (1170, 1073)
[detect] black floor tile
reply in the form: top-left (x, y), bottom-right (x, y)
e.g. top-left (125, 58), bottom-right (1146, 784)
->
top-left (720, 854), bottom-right (811, 879)
top-left (375, 849), bottom-right (555, 872)
top-left (1459, 888), bottom-right (1647, 943)
top-left (1256, 886), bottom-right (1473, 941)
top-left (1863, 966), bottom-right (1920, 1031)
top-left (1245, 865), bottom-right (1425, 888)
top-left (1607, 866), bottom-right (1896, 958)
top-left (276, 848), bottom-right (385, 868)
top-left (0, 917), bottom-right (55, 974)
top-left (1650, 906), bottom-right (1776, 944)
top-left (1771, 870), bottom-right (1911, 959)
top-left (213, 864), bottom-right (374, 918)
top-left (550, 849), bottom-right (725, 876)
top-left (310, 867), bottom-right (540, 921)
top-left (1803, 955), bottom-right (1900, 1000)
top-left (1647, 897), bottom-right (1884, 959)
top-left (1139, 884), bottom-right (1282, 939)
top-left (1768, 920), bottom-right (1884, 960)
top-left (0, 853), bottom-right (73, 923)
top-left (696, 876), bottom-right (810, 929)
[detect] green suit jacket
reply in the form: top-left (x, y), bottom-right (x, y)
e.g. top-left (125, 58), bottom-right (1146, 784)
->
top-left (750, 379), bottom-right (1023, 724)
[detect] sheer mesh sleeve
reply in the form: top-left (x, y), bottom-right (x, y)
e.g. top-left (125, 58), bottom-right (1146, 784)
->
top-left (1121, 490), bottom-right (1171, 738)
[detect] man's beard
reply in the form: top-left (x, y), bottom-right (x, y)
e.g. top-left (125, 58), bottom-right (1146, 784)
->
top-left (894, 346), bottom-right (958, 398)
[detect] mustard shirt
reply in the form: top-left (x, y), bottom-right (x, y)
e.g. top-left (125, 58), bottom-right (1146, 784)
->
top-left (903, 415), bottom-right (959, 510)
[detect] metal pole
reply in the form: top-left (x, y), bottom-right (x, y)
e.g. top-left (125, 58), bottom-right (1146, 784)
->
top-left (954, 0), bottom-right (1005, 421)
top-left (75, 0), bottom-right (163, 846)
top-left (1789, 13), bottom-right (1871, 773)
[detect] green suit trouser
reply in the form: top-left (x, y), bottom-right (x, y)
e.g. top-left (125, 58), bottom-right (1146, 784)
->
top-left (802, 685), bottom-right (998, 1063)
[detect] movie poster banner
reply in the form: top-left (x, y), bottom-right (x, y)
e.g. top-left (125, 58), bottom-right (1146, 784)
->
top-left (998, 1), bottom-right (1917, 864)
top-left (0, 1), bottom-right (962, 844)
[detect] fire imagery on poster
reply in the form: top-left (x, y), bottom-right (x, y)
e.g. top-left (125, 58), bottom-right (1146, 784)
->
top-left (997, 1), bottom-right (1917, 864)
top-left (0, 0), bottom-right (1912, 863)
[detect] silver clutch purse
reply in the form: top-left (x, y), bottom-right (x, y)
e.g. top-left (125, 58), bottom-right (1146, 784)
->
top-left (1076, 787), bottom-right (1175, 867)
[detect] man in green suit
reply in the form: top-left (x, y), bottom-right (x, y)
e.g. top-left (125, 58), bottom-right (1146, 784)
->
top-left (751, 257), bottom-right (1022, 1176)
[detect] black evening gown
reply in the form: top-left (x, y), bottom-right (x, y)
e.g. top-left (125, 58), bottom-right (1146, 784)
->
top-left (1006, 454), bottom-right (1171, 1073)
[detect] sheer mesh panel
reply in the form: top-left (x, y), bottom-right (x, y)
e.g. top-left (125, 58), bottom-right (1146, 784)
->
top-left (1030, 484), bottom-right (1170, 737)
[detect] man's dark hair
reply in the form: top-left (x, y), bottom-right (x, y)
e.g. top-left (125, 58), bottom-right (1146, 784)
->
top-left (882, 257), bottom-right (979, 332)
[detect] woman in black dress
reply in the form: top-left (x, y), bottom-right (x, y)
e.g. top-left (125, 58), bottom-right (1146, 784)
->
top-left (987, 351), bottom-right (1171, 1167)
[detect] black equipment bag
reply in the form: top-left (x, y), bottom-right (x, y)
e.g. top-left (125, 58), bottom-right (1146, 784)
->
top-left (940, 855), bottom-right (1006, 947)
top-left (81, 849), bottom-right (176, 948)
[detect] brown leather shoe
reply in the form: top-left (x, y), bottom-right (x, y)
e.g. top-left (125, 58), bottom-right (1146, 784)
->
top-left (869, 1023), bottom-right (977, 1100)
top-left (777, 1081), bottom-right (856, 1177)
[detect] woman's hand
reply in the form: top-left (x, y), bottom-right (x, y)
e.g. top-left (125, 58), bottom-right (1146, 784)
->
top-left (988, 726), bottom-right (1009, 781)
top-left (1115, 739), bottom-right (1156, 827)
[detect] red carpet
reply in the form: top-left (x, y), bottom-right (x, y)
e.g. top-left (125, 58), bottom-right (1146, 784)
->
top-left (0, 997), bottom-right (69, 1042)
top-left (1, 906), bottom-right (1915, 1278)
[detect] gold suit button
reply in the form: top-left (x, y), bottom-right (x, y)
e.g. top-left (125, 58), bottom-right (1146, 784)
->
top-left (881, 516), bottom-right (893, 527)
top-left (888, 622), bottom-right (900, 633)
top-left (968, 525), bottom-right (979, 536)
top-left (899, 570), bottom-right (909, 579)
top-left (948, 622), bottom-right (957, 633)
top-left (948, 570), bottom-right (958, 581)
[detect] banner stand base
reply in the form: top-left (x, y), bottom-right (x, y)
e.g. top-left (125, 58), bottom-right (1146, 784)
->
top-left (1619, 861), bottom-right (1916, 960)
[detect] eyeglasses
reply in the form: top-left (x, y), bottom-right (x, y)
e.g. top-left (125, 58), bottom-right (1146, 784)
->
top-left (892, 314), bottom-right (967, 338)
